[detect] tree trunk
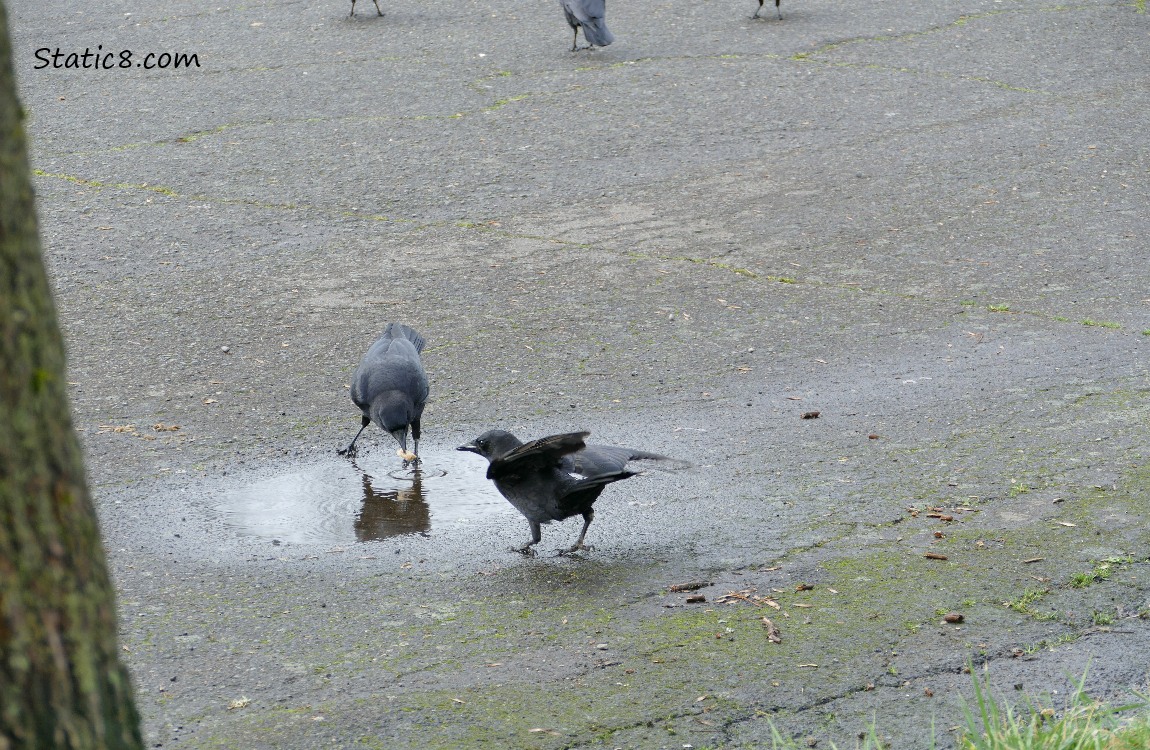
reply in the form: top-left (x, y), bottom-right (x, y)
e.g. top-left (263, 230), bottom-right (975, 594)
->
top-left (0, 3), bottom-right (144, 749)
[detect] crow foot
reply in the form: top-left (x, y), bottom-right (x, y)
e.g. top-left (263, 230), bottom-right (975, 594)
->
top-left (559, 543), bottom-right (594, 555)
top-left (511, 545), bottom-right (537, 557)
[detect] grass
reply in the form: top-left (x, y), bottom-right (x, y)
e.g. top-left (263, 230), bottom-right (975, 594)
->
top-left (753, 666), bottom-right (1150, 749)
top-left (761, 720), bottom-right (895, 749)
top-left (1006, 588), bottom-right (1050, 616)
top-left (1081, 319), bottom-right (1122, 329)
top-left (1071, 557), bottom-right (1131, 588)
top-left (960, 665), bottom-right (1150, 749)
top-left (1092, 610), bottom-right (1116, 626)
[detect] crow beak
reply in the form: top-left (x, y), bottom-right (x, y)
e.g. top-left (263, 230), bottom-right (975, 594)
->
top-left (456, 442), bottom-right (480, 454)
top-left (390, 428), bottom-right (409, 451)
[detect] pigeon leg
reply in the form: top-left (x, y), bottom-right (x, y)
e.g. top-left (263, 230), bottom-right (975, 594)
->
top-left (513, 521), bottom-right (542, 557)
top-left (339, 416), bottom-right (371, 456)
top-left (562, 510), bottom-right (595, 554)
top-left (372, 0), bottom-right (384, 15)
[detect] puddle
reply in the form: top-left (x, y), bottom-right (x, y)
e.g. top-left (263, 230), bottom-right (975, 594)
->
top-left (214, 450), bottom-right (503, 545)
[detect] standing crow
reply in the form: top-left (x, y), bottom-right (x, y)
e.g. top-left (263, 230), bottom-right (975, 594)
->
top-left (753, 0), bottom-right (782, 20)
top-left (559, 0), bottom-right (615, 51)
top-left (340, 323), bottom-right (428, 465)
top-left (349, 0), bottom-right (384, 16)
top-left (458, 429), bottom-right (671, 555)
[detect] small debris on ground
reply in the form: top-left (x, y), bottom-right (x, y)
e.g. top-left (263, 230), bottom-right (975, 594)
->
top-left (669, 581), bottom-right (711, 592)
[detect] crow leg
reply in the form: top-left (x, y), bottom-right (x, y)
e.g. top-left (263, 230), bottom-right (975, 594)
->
top-left (776, 0), bottom-right (782, 19)
top-left (411, 418), bottom-right (422, 464)
top-left (752, 0), bottom-right (762, 19)
top-left (571, 27), bottom-right (579, 52)
top-left (349, 0), bottom-right (356, 17)
top-left (562, 510), bottom-right (595, 554)
top-left (372, 0), bottom-right (384, 15)
top-left (513, 521), bottom-right (542, 557)
top-left (339, 416), bottom-right (371, 456)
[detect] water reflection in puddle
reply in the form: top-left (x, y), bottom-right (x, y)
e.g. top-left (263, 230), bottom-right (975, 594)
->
top-left (215, 450), bottom-right (502, 545)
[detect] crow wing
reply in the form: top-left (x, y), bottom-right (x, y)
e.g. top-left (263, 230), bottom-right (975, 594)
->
top-left (486, 431), bottom-right (589, 480)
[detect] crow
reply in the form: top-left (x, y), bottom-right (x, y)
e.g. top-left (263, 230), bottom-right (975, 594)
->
top-left (340, 323), bottom-right (428, 465)
top-left (457, 429), bottom-right (673, 555)
top-left (349, 0), bottom-right (383, 17)
top-left (753, 0), bottom-right (782, 20)
top-left (559, 0), bottom-right (615, 51)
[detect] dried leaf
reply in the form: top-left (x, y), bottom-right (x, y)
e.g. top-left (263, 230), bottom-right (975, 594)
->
top-left (924, 552), bottom-right (949, 560)
top-left (761, 617), bottom-right (782, 643)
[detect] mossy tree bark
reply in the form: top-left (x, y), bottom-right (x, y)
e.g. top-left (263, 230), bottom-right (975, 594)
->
top-left (0, 4), bottom-right (144, 749)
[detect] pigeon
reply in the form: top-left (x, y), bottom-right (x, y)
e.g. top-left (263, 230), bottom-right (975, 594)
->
top-left (340, 323), bottom-right (428, 464)
top-left (457, 429), bottom-right (674, 555)
top-left (349, 0), bottom-right (384, 17)
top-left (559, 0), bottom-right (615, 51)
top-left (753, 0), bottom-right (782, 20)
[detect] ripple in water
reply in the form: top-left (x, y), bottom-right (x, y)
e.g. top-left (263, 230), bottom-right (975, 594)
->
top-left (216, 451), bottom-right (502, 545)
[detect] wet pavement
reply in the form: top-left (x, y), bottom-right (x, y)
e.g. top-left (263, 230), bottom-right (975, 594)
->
top-left (217, 451), bottom-right (495, 545)
top-left (8, 0), bottom-right (1150, 747)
